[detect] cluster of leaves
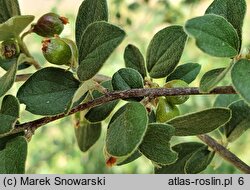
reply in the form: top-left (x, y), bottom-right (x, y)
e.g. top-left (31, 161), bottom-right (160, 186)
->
top-left (0, 0), bottom-right (250, 174)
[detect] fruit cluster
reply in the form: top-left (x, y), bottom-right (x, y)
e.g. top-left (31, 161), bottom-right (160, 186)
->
top-left (32, 13), bottom-right (78, 69)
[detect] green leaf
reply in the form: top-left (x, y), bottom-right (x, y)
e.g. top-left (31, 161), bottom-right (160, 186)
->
top-left (0, 15), bottom-right (35, 41)
top-left (231, 59), bottom-right (250, 105)
top-left (146, 25), bottom-right (187, 78)
top-left (77, 21), bottom-right (126, 81)
top-left (167, 108), bottom-right (231, 136)
top-left (0, 53), bottom-right (24, 97)
top-left (85, 80), bottom-right (119, 123)
top-left (205, 0), bottom-right (246, 51)
top-left (75, 0), bottom-right (108, 48)
top-left (199, 67), bottom-right (228, 93)
top-left (112, 68), bottom-right (144, 101)
top-left (124, 44), bottom-right (146, 78)
top-left (0, 57), bottom-right (31, 71)
top-left (106, 102), bottom-right (148, 157)
top-left (184, 146), bottom-right (215, 174)
top-left (17, 67), bottom-right (80, 116)
top-left (166, 63), bottom-right (201, 84)
top-left (214, 94), bottom-right (240, 107)
top-left (0, 136), bottom-right (27, 174)
top-left (0, 0), bottom-right (21, 24)
top-left (139, 123), bottom-right (177, 165)
top-left (224, 100), bottom-right (250, 142)
top-left (117, 150), bottom-right (142, 166)
top-left (74, 112), bottom-right (101, 152)
top-left (0, 95), bottom-right (19, 134)
top-left (155, 142), bottom-right (205, 174)
top-left (184, 14), bottom-right (239, 57)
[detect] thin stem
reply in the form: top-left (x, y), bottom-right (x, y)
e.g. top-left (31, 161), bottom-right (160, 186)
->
top-left (21, 26), bottom-right (34, 41)
top-left (15, 74), bottom-right (32, 82)
top-left (17, 37), bottom-right (42, 70)
top-left (198, 134), bottom-right (250, 174)
top-left (1, 85), bottom-right (236, 138)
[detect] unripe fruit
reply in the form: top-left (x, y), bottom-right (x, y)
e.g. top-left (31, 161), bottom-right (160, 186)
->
top-left (61, 38), bottom-right (79, 71)
top-left (42, 37), bottom-right (72, 65)
top-left (33, 13), bottom-right (69, 37)
top-left (156, 97), bottom-right (180, 123)
top-left (0, 39), bottom-right (20, 59)
top-left (164, 80), bottom-right (189, 105)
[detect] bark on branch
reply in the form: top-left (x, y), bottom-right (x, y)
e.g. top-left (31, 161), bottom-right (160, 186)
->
top-left (198, 134), bottom-right (250, 174)
top-left (9, 85), bottom-right (236, 134)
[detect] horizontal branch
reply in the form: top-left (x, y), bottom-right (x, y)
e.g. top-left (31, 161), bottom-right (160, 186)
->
top-left (7, 85), bottom-right (236, 135)
top-left (198, 134), bottom-right (250, 174)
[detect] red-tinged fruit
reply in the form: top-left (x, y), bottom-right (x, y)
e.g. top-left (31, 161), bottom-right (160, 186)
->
top-left (33, 13), bottom-right (69, 37)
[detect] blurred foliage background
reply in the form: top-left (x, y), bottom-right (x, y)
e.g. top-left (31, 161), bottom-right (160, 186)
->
top-left (1, 0), bottom-right (250, 173)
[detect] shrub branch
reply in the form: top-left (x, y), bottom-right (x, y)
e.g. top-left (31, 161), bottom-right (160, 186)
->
top-left (2, 85), bottom-right (248, 173)
top-left (198, 134), bottom-right (250, 174)
top-left (7, 85), bottom-right (237, 134)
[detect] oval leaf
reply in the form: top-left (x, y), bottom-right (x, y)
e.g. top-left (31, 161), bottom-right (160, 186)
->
top-left (224, 100), bottom-right (250, 142)
top-left (205, 0), bottom-right (246, 51)
top-left (77, 21), bottom-right (126, 81)
top-left (167, 108), bottom-right (231, 136)
top-left (74, 112), bottom-right (101, 152)
top-left (75, 0), bottom-right (108, 48)
top-left (199, 67), bottom-right (228, 93)
top-left (146, 25), bottom-right (187, 78)
top-left (231, 59), bottom-right (250, 105)
top-left (185, 14), bottom-right (239, 57)
top-left (185, 146), bottom-right (215, 174)
top-left (124, 44), bottom-right (146, 78)
top-left (0, 136), bottom-right (27, 174)
top-left (106, 102), bottom-right (148, 157)
top-left (139, 123), bottom-right (177, 165)
top-left (155, 142), bottom-right (205, 174)
top-left (0, 15), bottom-right (35, 41)
top-left (166, 62), bottom-right (201, 84)
top-left (0, 95), bottom-right (19, 134)
top-left (112, 68), bottom-right (144, 101)
top-left (17, 67), bottom-right (80, 116)
top-left (85, 80), bottom-right (119, 123)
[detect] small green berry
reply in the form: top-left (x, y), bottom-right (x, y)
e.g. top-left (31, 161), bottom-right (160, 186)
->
top-left (42, 37), bottom-right (72, 65)
top-left (156, 97), bottom-right (180, 123)
top-left (33, 13), bottom-right (69, 37)
top-left (164, 80), bottom-right (189, 105)
top-left (0, 39), bottom-right (20, 59)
